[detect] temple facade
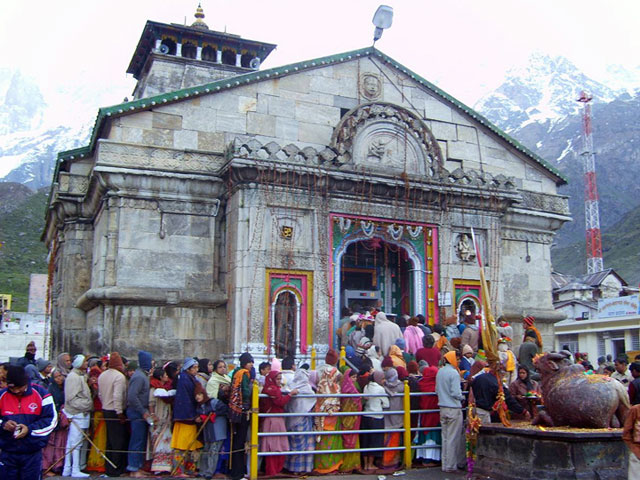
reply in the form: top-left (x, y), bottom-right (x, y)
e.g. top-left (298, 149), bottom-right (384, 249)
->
top-left (43, 9), bottom-right (571, 361)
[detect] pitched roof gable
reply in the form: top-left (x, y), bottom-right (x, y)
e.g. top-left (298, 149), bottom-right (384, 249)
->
top-left (55, 46), bottom-right (567, 185)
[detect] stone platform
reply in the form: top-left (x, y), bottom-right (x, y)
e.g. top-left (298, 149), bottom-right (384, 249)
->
top-left (474, 422), bottom-right (628, 480)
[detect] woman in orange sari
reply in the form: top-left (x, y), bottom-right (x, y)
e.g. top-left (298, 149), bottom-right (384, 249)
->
top-left (86, 359), bottom-right (106, 473)
top-left (313, 350), bottom-right (343, 474)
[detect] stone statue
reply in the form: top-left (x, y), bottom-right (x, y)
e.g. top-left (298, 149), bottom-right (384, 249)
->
top-left (455, 233), bottom-right (475, 262)
top-left (532, 352), bottom-right (630, 428)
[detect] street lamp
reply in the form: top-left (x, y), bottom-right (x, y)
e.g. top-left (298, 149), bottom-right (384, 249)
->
top-left (372, 5), bottom-right (394, 44)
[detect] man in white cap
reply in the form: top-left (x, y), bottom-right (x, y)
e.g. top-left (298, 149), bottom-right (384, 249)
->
top-left (63, 354), bottom-right (93, 477)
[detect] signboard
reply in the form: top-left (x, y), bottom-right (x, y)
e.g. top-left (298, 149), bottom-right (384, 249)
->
top-left (438, 291), bottom-right (452, 307)
top-left (597, 294), bottom-right (639, 318)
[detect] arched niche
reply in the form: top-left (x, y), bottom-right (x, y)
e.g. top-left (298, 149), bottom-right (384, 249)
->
top-left (182, 41), bottom-right (197, 59)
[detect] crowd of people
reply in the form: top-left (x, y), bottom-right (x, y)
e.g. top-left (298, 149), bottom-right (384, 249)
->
top-left (1, 306), bottom-right (640, 479)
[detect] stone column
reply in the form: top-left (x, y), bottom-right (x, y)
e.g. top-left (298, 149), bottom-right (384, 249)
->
top-left (235, 53), bottom-right (242, 67)
top-left (196, 46), bottom-right (202, 61)
top-left (216, 50), bottom-right (222, 64)
top-left (176, 42), bottom-right (182, 57)
top-left (154, 38), bottom-right (162, 51)
top-left (53, 224), bottom-right (94, 355)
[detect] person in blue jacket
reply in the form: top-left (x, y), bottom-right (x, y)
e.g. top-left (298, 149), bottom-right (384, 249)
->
top-left (0, 364), bottom-right (58, 479)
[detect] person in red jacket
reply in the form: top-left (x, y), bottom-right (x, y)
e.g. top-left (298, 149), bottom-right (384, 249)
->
top-left (0, 365), bottom-right (57, 479)
top-left (259, 370), bottom-right (297, 476)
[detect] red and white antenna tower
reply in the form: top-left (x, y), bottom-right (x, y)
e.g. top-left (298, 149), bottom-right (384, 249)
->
top-left (577, 91), bottom-right (603, 274)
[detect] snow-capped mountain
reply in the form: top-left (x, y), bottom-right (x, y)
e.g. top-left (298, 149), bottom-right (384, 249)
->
top-left (1, 124), bottom-right (91, 188)
top-left (475, 52), bottom-right (620, 135)
top-left (0, 66), bottom-right (131, 190)
top-left (0, 69), bottom-right (104, 189)
top-left (474, 52), bottom-right (640, 250)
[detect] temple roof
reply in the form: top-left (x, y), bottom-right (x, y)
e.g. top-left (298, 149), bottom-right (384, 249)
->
top-left (55, 46), bottom-right (568, 186)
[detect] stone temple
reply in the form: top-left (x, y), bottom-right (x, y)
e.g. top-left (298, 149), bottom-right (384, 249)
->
top-left (43, 7), bottom-right (571, 362)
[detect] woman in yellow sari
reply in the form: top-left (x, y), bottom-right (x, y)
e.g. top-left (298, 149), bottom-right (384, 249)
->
top-left (86, 360), bottom-right (106, 473)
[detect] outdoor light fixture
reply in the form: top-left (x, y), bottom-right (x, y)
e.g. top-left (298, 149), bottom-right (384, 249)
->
top-left (372, 5), bottom-right (393, 44)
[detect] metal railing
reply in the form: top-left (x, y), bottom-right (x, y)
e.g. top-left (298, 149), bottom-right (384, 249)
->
top-left (249, 380), bottom-right (453, 480)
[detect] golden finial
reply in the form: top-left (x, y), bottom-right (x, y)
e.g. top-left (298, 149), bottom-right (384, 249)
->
top-left (192, 3), bottom-right (208, 29)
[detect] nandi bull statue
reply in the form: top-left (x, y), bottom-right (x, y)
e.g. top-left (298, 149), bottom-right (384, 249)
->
top-left (532, 352), bottom-right (630, 428)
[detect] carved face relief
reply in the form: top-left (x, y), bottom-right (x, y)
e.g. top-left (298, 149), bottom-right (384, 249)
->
top-left (361, 74), bottom-right (382, 100)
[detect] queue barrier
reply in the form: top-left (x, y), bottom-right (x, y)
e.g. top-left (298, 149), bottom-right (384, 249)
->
top-left (249, 381), bottom-right (461, 480)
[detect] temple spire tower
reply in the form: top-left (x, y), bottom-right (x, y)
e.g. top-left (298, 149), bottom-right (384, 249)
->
top-left (126, 4), bottom-right (276, 99)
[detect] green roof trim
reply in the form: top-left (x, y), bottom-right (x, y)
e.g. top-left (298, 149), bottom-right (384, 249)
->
top-left (56, 46), bottom-right (567, 184)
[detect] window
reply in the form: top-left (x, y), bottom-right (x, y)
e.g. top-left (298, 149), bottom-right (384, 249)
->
top-left (558, 334), bottom-right (579, 355)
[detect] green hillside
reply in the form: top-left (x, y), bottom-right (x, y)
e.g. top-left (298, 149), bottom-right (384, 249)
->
top-left (0, 185), bottom-right (49, 311)
top-left (552, 204), bottom-right (640, 284)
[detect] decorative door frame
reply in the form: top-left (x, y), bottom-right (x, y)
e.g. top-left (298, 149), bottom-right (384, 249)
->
top-left (264, 269), bottom-right (313, 356)
top-left (329, 213), bottom-right (438, 345)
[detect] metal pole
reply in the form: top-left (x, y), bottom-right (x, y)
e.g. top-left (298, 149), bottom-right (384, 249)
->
top-left (310, 346), bottom-right (316, 370)
top-left (339, 345), bottom-right (346, 369)
top-left (403, 380), bottom-right (412, 469)
top-left (250, 380), bottom-right (259, 480)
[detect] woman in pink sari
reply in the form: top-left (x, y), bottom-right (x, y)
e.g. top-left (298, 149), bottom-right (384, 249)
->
top-left (339, 368), bottom-right (362, 473)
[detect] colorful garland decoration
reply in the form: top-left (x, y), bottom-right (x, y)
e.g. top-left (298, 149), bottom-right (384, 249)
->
top-left (465, 402), bottom-right (482, 478)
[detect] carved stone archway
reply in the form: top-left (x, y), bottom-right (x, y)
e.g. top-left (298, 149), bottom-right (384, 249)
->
top-left (329, 102), bottom-right (444, 177)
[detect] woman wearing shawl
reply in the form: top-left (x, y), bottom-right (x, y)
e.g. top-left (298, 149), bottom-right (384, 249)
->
top-left (284, 369), bottom-right (316, 473)
top-left (382, 368), bottom-right (404, 470)
top-left (56, 352), bottom-right (72, 377)
top-left (313, 350), bottom-right (344, 474)
top-left (148, 367), bottom-right (176, 473)
top-left (415, 365), bottom-right (441, 467)
top-left (229, 352), bottom-right (254, 480)
top-left (205, 360), bottom-right (232, 476)
top-left (509, 365), bottom-right (541, 417)
top-left (388, 345), bottom-right (407, 369)
top-left (86, 359), bottom-right (106, 473)
top-left (339, 368), bottom-right (362, 473)
top-left (171, 357), bottom-right (203, 476)
top-left (403, 317), bottom-right (425, 354)
top-left (196, 358), bottom-right (213, 388)
top-left (395, 338), bottom-right (414, 364)
top-left (206, 360), bottom-right (231, 400)
top-left (366, 345), bottom-right (383, 372)
top-left (42, 370), bottom-right (69, 477)
top-left (259, 371), bottom-right (296, 476)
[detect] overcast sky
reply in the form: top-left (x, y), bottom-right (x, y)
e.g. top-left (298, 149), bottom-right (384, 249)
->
top-left (1, 0), bottom-right (639, 126)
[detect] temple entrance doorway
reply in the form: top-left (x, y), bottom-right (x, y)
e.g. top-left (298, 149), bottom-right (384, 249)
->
top-left (339, 238), bottom-right (413, 319)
